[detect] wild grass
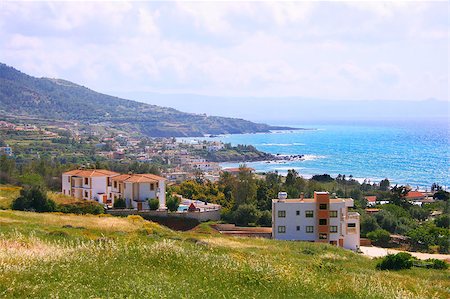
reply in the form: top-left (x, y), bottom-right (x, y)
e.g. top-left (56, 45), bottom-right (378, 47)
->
top-left (0, 185), bottom-right (20, 209)
top-left (0, 210), bottom-right (448, 298)
top-left (0, 185), bottom-right (83, 209)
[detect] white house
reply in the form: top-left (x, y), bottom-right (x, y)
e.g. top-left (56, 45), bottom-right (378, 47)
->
top-left (61, 169), bottom-right (120, 204)
top-left (272, 191), bottom-right (360, 250)
top-left (110, 173), bottom-right (166, 210)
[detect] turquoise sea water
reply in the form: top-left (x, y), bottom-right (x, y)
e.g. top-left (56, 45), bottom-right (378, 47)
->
top-left (183, 120), bottom-right (449, 189)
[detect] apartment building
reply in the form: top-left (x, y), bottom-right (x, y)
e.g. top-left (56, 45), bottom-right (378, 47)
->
top-left (272, 191), bottom-right (360, 250)
top-left (62, 169), bottom-right (120, 203)
top-left (110, 173), bottom-right (166, 210)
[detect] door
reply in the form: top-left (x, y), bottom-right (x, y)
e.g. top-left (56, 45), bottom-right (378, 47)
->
top-left (137, 202), bottom-right (142, 211)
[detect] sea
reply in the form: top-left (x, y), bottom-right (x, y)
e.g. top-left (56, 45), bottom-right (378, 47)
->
top-left (180, 120), bottom-right (449, 190)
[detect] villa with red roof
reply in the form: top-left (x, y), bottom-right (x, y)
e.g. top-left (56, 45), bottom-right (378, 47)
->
top-left (62, 170), bottom-right (166, 210)
top-left (111, 173), bottom-right (166, 210)
top-left (365, 196), bottom-right (377, 207)
top-left (405, 191), bottom-right (426, 201)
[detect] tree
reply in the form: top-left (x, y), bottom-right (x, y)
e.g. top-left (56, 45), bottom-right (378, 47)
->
top-left (434, 214), bottom-right (449, 229)
top-left (234, 204), bottom-right (259, 226)
top-left (360, 215), bottom-right (380, 237)
top-left (390, 185), bottom-right (411, 208)
top-left (234, 166), bottom-right (257, 207)
top-left (113, 197), bottom-right (126, 209)
top-left (166, 194), bottom-right (181, 212)
top-left (433, 190), bottom-right (449, 201)
top-left (367, 229), bottom-right (391, 247)
top-left (257, 210), bottom-right (272, 227)
top-left (379, 178), bottom-right (390, 191)
top-left (285, 169), bottom-right (298, 186)
top-left (148, 198), bottom-right (159, 210)
top-left (12, 185), bottom-right (55, 212)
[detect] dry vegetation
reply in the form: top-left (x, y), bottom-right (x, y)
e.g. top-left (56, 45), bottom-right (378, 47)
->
top-left (0, 210), bottom-right (448, 298)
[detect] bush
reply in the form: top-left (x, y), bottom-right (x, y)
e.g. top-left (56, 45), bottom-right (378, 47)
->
top-left (57, 201), bottom-right (104, 215)
top-left (434, 214), bottom-right (449, 229)
top-left (113, 197), bottom-right (126, 209)
top-left (148, 198), bottom-right (159, 211)
top-left (166, 195), bottom-right (181, 212)
top-left (234, 204), bottom-right (259, 226)
top-left (367, 229), bottom-right (391, 247)
top-left (12, 185), bottom-right (56, 212)
top-left (427, 259), bottom-right (448, 270)
top-left (376, 252), bottom-right (413, 270)
top-left (257, 210), bottom-right (272, 227)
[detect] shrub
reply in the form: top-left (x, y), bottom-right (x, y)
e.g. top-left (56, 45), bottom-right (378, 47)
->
top-left (427, 259), bottom-right (448, 270)
top-left (57, 201), bottom-right (104, 215)
top-left (148, 198), bottom-right (159, 210)
top-left (434, 214), bottom-right (449, 229)
top-left (12, 185), bottom-right (56, 212)
top-left (234, 204), bottom-right (259, 226)
top-left (257, 210), bottom-right (272, 227)
top-left (367, 229), bottom-right (391, 247)
top-left (166, 195), bottom-right (181, 212)
top-left (376, 252), bottom-right (413, 270)
top-left (113, 197), bottom-right (126, 209)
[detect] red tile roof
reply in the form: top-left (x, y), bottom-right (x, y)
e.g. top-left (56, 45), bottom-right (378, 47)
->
top-left (365, 196), bottom-right (377, 202)
top-left (406, 191), bottom-right (425, 199)
top-left (112, 173), bottom-right (166, 183)
top-left (63, 169), bottom-right (119, 177)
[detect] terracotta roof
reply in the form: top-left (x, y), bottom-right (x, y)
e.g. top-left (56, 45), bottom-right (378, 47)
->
top-left (112, 173), bottom-right (166, 183)
top-left (406, 191), bottom-right (425, 199)
top-left (63, 169), bottom-right (119, 177)
top-left (365, 196), bottom-right (377, 202)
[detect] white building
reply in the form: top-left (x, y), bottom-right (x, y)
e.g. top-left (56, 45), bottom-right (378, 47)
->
top-left (111, 173), bottom-right (166, 210)
top-left (272, 191), bottom-right (360, 250)
top-left (62, 169), bottom-right (120, 204)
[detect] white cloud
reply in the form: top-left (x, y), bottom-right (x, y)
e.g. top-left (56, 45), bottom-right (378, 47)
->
top-left (0, 1), bottom-right (447, 102)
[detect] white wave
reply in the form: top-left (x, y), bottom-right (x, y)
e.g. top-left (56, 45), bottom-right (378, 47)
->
top-left (302, 154), bottom-right (326, 161)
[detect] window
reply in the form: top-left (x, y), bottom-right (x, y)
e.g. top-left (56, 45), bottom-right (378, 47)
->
top-left (150, 183), bottom-right (155, 191)
top-left (113, 181), bottom-right (117, 188)
top-left (67, 176), bottom-right (70, 183)
top-left (306, 226), bottom-right (314, 233)
top-left (330, 210), bottom-right (338, 218)
top-left (156, 182), bottom-right (159, 188)
top-left (84, 178), bottom-right (89, 185)
top-left (296, 226), bottom-right (300, 231)
top-left (330, 226), bottom-right (338, 233)
top-left (278, 210), bottom-right (286, 218)
top-left (319, 219), bottom-right (327, 225)
top-left (319, 233), bottom-right (328, 240)
top-left (305, 210), bottom-right (314, 218)
top-left (84, 191), bottom-right (88, 198)
top-left (278, 226), bottom-right (286, 233)
top-left (319, 203), bottom-right (327, 210)
top-left (296, 210), bottom-right (300, 216)
top-left (348, 223), bottom-right (356, 228)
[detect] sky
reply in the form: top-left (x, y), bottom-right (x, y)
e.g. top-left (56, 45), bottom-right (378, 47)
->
top-left (0, 1), bottom-right (448, 122)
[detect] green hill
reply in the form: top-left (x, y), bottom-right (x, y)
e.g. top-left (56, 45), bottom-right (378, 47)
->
top-left (0, 210), bottom-right (448, 298)
top-left (0, 63), bottom-right (292, 137)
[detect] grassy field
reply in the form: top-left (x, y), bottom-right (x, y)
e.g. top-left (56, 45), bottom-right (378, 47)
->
top-left (0, 185), bottom-right (78, 209)
top-left (0, 210), bottom-right (448, 298)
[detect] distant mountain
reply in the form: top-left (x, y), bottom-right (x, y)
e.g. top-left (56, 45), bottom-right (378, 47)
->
top-left (0, 63), bottom-right (293, 137)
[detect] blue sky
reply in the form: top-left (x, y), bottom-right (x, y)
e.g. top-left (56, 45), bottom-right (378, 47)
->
top-left (0, 1), bottom-right (448, 121)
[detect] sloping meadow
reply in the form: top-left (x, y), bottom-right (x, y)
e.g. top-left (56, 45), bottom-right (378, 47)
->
top-left (0, 210), bottom-right (448, 298)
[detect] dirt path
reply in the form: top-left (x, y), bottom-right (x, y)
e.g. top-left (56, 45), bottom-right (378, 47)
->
top-left (360, 246), bottom-right (450, 261)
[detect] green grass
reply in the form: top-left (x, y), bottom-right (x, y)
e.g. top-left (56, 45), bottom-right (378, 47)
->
top-left (0, 210), bottom-right (448, 298)
top-left (0, 185), bottom-right (78, 209)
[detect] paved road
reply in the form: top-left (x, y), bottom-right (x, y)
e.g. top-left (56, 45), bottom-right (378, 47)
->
top-left (360, 246), bottom-right (450, 261)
